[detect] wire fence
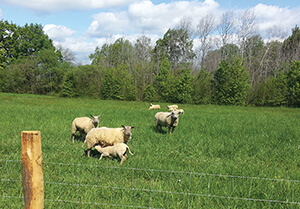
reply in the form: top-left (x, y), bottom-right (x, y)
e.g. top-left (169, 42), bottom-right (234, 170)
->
top-left (1, 159), bottom-right (299, 208)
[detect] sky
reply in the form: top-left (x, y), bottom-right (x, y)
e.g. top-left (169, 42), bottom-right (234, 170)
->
top-left (0, 0), bottom-right (300, 64)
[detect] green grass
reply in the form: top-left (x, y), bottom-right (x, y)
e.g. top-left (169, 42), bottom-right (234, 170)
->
top-left (0, 93), bottom-right (299, 208)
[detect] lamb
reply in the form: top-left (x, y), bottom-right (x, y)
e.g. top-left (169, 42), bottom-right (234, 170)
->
top-left (149, 103), bottom-right (160, 110)
top-left (94, 143), bottom-right (134, 164)
top-left (71, 115), bottom-right (101, 143)
top-left (85, 125), bottom-right (134, 157)
top-left (155, 111), bottom-right (180, 133)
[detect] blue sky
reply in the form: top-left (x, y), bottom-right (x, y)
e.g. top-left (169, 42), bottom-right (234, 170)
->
top-left (1, 0), bottom-right (299, 64)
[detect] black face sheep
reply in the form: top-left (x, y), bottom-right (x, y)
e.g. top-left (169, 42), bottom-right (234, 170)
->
top-left (94, 143), bottom-right (134, 164)
top-left (155, 111), bottom-right (180, 133)
top-left (85, 125), bottom-right (134, 158)
top-left (71, 115), bottom-right (100, 143)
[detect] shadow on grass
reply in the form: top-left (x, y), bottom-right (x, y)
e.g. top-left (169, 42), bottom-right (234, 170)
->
top-left (152, 125), bottom-right (169, 134)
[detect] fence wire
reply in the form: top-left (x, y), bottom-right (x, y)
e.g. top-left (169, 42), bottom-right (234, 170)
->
top-left (1, 159), bottom-right (299, 208)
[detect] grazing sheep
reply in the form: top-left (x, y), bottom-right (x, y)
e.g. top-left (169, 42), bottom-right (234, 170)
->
top-left (94, 143), bottom-right (134, 164)
top-left (177, 109), bottom-right (185, 114)
top-left (167, 105), bottom-right (178, 110)
top-left (155, 111), bottom-right (180, 133)
top-left (149, 103), bottom-right (160, 110)
top-left (85, 125), bottom-right (134, 157)
top-left (71, 115), bottom-right (100, 143)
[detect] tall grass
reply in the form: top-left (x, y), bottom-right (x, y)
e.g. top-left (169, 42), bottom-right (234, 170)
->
top-left (0, 93), bottom-right (299, 208)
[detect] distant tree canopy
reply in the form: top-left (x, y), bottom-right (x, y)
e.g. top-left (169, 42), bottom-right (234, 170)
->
top-left (0, 19), bottom-right (299, 107)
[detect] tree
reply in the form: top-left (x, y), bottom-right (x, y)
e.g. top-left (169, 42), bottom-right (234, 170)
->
top-left (236, 10), bottom-right (257, 57)
top-left (101, 64), bottom-right (136, 101)
top-left (286, 61), bottom-right (300, 107)
top-left (213, 57), bottom-right (250, 105)
top-left (282, 26), bottom-right (300, 63)
top-left (132, 36), bottom-right (154, 100)
top-left (193, 70), bottom-right (212, 104)
top-left (195, 14), bottom-right (216, 70)
top-left (90, 38), bottom-right (134, 69)
top-left (153, 28), bottom-right (195, 71)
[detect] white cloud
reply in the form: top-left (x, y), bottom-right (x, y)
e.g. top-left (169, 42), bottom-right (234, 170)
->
top-left (87, 0), bottom-right (221, 38)
top-left (1, 0), bottom-right (137, 12)
top-left (44, 24), bottom-right (76, 41)
top-left (252, 4), bottom-right (300, 33)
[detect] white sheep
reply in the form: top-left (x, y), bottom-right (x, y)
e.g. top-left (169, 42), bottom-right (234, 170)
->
top-left (167, 105), bottom-right (178, 110)
top-left (177, 109), bottom-right (185, 114)
top-left (85, 125), bottom-right (134, 158)
top-left (94, 143), bottom-right (134, 164)
top-left (167, 107), bottom-right (177, 112)
top-left (71, 115), bottom-right (100, 143)
top-left (155, 111), bottom-right (180, 133)
top-left (149, 103), bottom-right (160, 110)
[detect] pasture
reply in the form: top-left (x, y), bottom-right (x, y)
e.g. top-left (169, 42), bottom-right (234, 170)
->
top-left (0, 93), bottom-right (299, 208)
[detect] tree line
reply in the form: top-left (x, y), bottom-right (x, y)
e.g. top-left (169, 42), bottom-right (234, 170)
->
top-left (0, 17), bottom-right (299, 107)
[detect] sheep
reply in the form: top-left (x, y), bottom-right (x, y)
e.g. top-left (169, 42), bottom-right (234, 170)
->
top-left (155, 111), bottom-right (180, 133)
top-left (177, 109), bottom-right (185, 114)
top-left (94, 143), bottom-right (134, 164)
top-left (167, 105), bottom-right (178, 110)
top-left (71, 115), bottom-right (100, 143)
top-left (85, 125), bottom-right (134, 158)
top-left (168, 107), bottom-right (177, 112)
top-left (149, 103), bottom-right (160, 110)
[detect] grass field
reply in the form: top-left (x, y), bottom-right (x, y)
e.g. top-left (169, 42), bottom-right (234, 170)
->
top-left (0, 93), bottom-right (299, 208)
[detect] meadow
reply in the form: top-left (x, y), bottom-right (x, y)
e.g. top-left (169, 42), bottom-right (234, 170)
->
top-left (0, 93), bottom-right (299, 208)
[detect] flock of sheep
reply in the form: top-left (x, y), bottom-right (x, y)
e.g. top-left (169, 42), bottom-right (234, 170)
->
top-left (71, 104), bottom-right (184, 164)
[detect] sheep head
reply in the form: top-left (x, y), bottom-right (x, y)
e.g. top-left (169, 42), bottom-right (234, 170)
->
top-left (90, 115), bottom-right (101, 127)
top-left (121, 125), bottom-right (134, 142)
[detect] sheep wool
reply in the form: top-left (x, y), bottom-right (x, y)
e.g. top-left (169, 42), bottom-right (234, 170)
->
top-left (95, 143), bottom-right (134, 164)
top-left (149, 103), bottom-right (160, 110)
top-left (85, 125), bottom-right (134, 157)
top-left (155, 111), bottom-right (180, 133)
top-left (71, 115), bottom-right (100, 143)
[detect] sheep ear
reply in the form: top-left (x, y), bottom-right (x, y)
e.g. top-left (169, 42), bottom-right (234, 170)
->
top-left (90, 115), bottom-right (94, 118)
top-left (131, 126), bottom-right (134, 129)
top-left (121, 125), bottom-right (125, 128)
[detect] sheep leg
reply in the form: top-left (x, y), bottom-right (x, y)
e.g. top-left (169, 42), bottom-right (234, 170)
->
top-left (99, 153), bottom-right (104, 160)
top-left (127, 147), bottom-right (134, 155)
top-left (87, 149), bottom-right (91, 158)
top-left (120, 156), bottom-right (127, 164)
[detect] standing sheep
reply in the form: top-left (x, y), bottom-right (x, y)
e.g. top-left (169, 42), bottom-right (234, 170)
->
top-left (94, 143), bottom-right (134, 164)
top-left (71, 115), bottom-right (100, 143)
top-left (155, 111), bottom-right (180, 133)
top-left (85, 125), bottom-right (134, 158)
top-left (149, 103), bottom-right (160, 110)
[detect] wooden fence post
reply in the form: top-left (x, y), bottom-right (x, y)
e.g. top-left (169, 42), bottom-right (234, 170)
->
top-left (21, 131), bottom-right (44, 209)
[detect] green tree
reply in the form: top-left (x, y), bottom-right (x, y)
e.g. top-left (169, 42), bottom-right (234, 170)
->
top-left (170, 68), bottom-right (194, 103)
top-left (286, 61), bottom-right (300, 107)
top-left (90, 38), bottom-right (134, 69)
top-left (282, 26), bottom-right (300, 62)
top-left (247, 74), bottom-right (287, 107)
top-left (60, 68), bottom-right (78, 98)
top-left (101, 64), bottom-right (136, 101)
top-left (213, 57), bottom-right (250, 105)
top-left (193, 70), bottom-right (212, 104)
top-left (153, 28), bottom-right (195, 71)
